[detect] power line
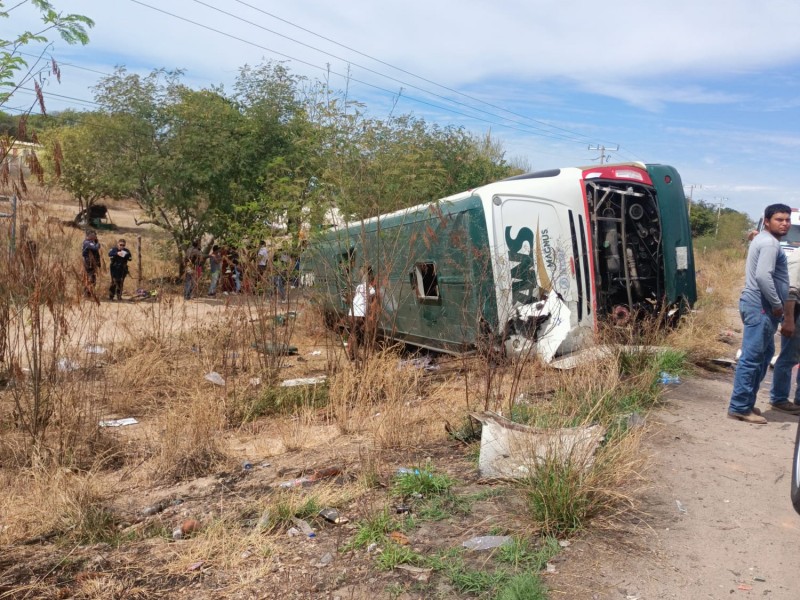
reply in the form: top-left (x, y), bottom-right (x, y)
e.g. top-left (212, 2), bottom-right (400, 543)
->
top-left (229, 0), bottom-right (601, 145)
top-left (125, 0), bottom-right (587, 144)
top-left (189, 0), bottom-right (589, 144)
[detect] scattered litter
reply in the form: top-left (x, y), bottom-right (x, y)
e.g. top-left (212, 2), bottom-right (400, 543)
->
top-left (99, 417), bottom-right (138, 428)
top-left (248, 377), bottom-right (262, 387)
top-left (319, 508), bottom-right (348, 524)
top-left (290, 517), bottom-right (315, 538)
top-left (396, 467), bottom-right (420, 476)
top-left (545, 562), bottom-right (557, 574)
top-left (711, 357), bottom-right (737, 368)
top-left (626, 412), bottom-right (647, 430)
top-left (257, 511), bottom-right (270, 531)
top-left (308, 350), bottom-right (323, 356)
top-left (558, 540), bottom-right (571, 548)
top-left (770, 354), bottom-right (778, 368)
top-left (472, 411), bottom-right (605, 479)
top-left (410, 492), bottom-right (423, 500)
top-left (397, 565), bottom-right (433, 582)
top-left (753, 576), bottom-right (766, 582)
top-left (312, 552), bottom-right (333, 567)
top-left (252, 342), bottom-right (298, 356)
top-left (85, 345), bottom-right (107, 355)
top-left (240, 550), bottom-right (252, 560)
top-left (462, 535), bottom-right (512, 551)
top-left (735, 348), bottom-right (742, 361)
top-left (204, 371), bottom-right (226, 386)
top-left (179, 519), bottom-right (200, 537)
top-left (398, 357), bottom-right (440, 371)
top-left (280, 376), bottom-right (327, 387)
top-left (366, 543), bottom-right (378, 553)
top-left (675, 500), bottom-right (687, 514)
top-left (278, 466), bottom-right (341, 488)
top-left (737, 584), bottom-right (753, 591)
top-left (394, 505), bottom-right (411, 514)
top-left (142, 501), bottom-right (167, 517)
top-left (242, 460), bottom-right (253, 470)
top-left (287, 527), bottom-right (300, 537)
top-left (389, 531), bottom-right (410, 546)
top-left (172, 527), bottom-right (183, 540)
top-left (660, 372), bottom-right (681, 385)
top-left (133, 288), bottom-right (158, 301)
top-left (187, 561), bottom-right (205, 572)
top-left (57, 358), bottom-right (80, 372)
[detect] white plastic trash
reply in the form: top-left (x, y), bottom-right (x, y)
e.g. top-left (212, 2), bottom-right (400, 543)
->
top-left (204, 371), bottom-right (226, 386)
top-left (462, 535), bottom-right (512, 551)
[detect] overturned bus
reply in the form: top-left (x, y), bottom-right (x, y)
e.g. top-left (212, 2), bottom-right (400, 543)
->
top-left (306, 162), bottom-right (696, 362)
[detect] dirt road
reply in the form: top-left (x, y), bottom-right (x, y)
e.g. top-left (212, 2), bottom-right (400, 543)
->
top-left (551, 368), bottom-right (800, 599)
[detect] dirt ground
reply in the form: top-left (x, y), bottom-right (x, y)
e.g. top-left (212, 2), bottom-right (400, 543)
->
top-left (4, 197), bottom-right (800, 598)
top-left (548, 316), bottom-right (800, 599)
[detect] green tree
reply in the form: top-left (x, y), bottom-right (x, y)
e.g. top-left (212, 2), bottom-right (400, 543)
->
top-left (1, 0), bottom-right (93, 164)
top-left (91, 68), bottom-right (245, 270)
top-left (689, 200), bottom-right (717, 237)
top-left (40, 113), bottom-right (128, 215)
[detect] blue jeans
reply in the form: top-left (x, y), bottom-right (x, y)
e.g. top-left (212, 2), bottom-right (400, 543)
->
top-left (770, 311), bottom-right (800, 405)
top-left (208, 270), bottom-right (220, 295)
top-left (729, 299), bottom-right (780, 415)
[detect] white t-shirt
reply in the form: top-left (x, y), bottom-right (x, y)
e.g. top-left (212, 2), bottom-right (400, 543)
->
top-left (350, 282), bottom-right (375, 317)
top-left (257, 246), bottom-right (269, 267)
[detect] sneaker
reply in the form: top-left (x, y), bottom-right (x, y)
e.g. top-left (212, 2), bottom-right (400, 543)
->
top-left (770, 401), bottom-right (800, 414)
top-left (727, 411), bottom-right (767, 424)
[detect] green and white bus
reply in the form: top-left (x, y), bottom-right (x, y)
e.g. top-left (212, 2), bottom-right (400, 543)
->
top-left (307, 162), bottom-right (696, 361)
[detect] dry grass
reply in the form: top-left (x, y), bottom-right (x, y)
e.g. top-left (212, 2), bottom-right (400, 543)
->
top-left (151, 391), bottom-right (230, 482)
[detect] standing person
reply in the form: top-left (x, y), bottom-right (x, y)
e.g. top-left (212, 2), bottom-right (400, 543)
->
top-left (108, 238), bottom-right (132, 301)
top-left (183, 239), bottom-right (204, 300)
top-left (770, 248), bottom-right (800, 412)
top-left (257, 240), bottom-right (269, 280)
top-left (347, 265), bottom-right (378, 361)
top-left (728, 204), bottom-right (792, 423)
top-left (82, 230), bottom-right (101, 298)
top-left (207, 245), bottom-right (222, 296)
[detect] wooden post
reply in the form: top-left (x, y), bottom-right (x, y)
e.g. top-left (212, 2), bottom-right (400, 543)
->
top-left (137, 235), bottom-right (142, 289)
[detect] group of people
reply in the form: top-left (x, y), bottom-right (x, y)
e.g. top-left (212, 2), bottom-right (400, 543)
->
top-left (81, 230), bottom-right (132, 300)
top-left (182, 239), bottom-right (300, 301)
top-left (728, 203), bottom-right (800, 423)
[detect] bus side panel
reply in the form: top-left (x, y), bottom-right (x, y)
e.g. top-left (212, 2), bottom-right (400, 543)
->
top-left (646, 164), bottom-right (698, 307)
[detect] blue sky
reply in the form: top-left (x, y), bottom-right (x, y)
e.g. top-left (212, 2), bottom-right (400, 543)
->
top-left (5, 0), bottom-right (800, 219)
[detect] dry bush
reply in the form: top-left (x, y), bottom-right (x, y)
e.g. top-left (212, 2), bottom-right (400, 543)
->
top-left (327, 348), bottom-right (422, 435)
top-left (0, 467), bottom-right (117, 545)
top-left (151, 392), bottom-right (229, 482)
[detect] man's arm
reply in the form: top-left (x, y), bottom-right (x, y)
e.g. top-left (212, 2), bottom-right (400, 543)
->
top-left (754, 243), bottom-right (784, 316)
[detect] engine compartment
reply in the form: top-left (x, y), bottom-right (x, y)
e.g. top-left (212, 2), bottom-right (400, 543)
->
top-left (586, 179), bottom-right (664, 322)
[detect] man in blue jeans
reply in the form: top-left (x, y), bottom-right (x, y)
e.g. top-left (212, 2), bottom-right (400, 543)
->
top-left (770, 248), bottom-right (800, 412)
top-left (728, 204), bottom-right (792, 424)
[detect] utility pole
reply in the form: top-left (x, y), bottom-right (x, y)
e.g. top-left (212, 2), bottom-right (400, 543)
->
top-left (713, 197), bottom-right (726, 238)
top-left (588, 144), bottom-right (619, 165)
top-left (683, 183), bottom-right (702, 215)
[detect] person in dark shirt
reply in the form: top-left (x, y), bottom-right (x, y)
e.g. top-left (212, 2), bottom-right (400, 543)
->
top-left (81, 230), bottom-right (101, 298)
top-left (108, 238), bottom-right (133, 301)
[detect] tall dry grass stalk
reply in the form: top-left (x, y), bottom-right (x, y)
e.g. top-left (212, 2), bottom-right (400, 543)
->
top-left (151, 391), bottom-right (229, 482)
top-left (0, 467), bottom-right (116, 545)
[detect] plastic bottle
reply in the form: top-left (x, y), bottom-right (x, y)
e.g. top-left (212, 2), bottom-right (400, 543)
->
top-left (290, 517), bottom-right (315, 538)
top-left (396, 467), bottom-right (420, 476)
top-left (660, 372), bottom-right (681, 385)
